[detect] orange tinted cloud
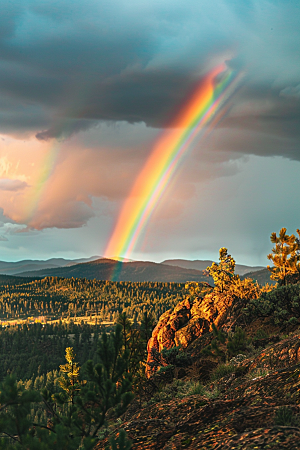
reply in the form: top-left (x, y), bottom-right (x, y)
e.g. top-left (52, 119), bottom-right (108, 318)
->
top-left (0, 131), bottom-right (152, 230)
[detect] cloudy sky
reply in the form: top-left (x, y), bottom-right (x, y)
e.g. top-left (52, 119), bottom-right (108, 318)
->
top-left (0, 0), bottom-right (300, 265)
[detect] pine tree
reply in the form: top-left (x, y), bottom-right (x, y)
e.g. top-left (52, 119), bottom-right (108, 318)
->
top-left (267, 228), bottom-right (300, 285)
top-left (140, 311), bottom-right (155, 344)
top-left (117, 313), bottom-right (147, 383)
top-left (0, 375), bottom-right (40, 448)
top-left (106, 429), bottom-right (132, 450)
top-left (207, 248), bottom-right (238, 293)
top-left (58, 347), bottom-right (80, 405)
top-left (1, 325), bottom-right (135, 449)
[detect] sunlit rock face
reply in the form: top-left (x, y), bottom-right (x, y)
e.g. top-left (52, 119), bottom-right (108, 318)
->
top-left (146, 283), bottom-right (236, 377)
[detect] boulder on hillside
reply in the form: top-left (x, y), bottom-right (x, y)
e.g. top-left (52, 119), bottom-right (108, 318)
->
top-left (146, 282), bottom-right (236, 377)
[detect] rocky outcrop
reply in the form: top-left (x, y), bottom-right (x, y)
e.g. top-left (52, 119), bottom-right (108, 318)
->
top-left (146, 285), bottom-right (236, 377)
top-left (248, 333), bottom-right (300, 372)
top-left (96, 332), bottom-right (300, 450)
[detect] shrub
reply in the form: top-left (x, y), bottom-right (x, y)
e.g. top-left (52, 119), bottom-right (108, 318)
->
top-left (244, 283), bottom-right (300, 326)
top-left (229, 277), bottom-right (261, 301)
top-left (254, 328), bottom-right (268, 340)
top-left (229, 354), bottom-right (247, 366)
top-left (227, 327), bottom-right (248, 357)
top-left (274, 406), bottom-right (299, 426)
top-left (202, 325), bottom-right (249, 363)
top-left (161, 346), bottom-right (191, 367)
top-left (211, 363), bottom-right (235, 381)
top-left (176, 380), bottom-right (219, 399)
top-left (105, 429), bottom-right (132, 450)
top-left (246, 367), bottom-right (269, 380)
top-left (157, 364), bottom-right (174, 374)
top-left (287, 316), bottom-right (298, 326)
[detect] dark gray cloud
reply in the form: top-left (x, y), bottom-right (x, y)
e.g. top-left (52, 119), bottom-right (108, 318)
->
top-left (0, 0), bottom-right (298, 156)
top-left (0, 208), bottom-right (21, 242)
top-left (204, 78), bottom-right (300, 161)
top-left (280, 85), bottom-right (300, 99)
top-left (36, 119), bottom-right (98, 141)
top-left (0, 208), bottom-right (17, 224)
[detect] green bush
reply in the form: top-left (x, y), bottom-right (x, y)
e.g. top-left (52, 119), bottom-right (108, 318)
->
top-left (274, 406), bottom-right (299, 426)
top-left (227, 327), bottom-right (247, 357)
top-left (288, 317), bottom-right (298, 326)
top-left (211, 363), bottom-right (235, 381)
top-left (157, 364), bottom-right (174, 374)
top-left (105, 429), bottom-right (132, 450)
top-left (182, 380), bottom-right (206, 396)
top-left (244, 283), bottom-right (300, 326)
top-left (246, 367), bottom-right (269, 380)
top-left (160, 346), bottom-right (191, 367)
top-left (254, 328), bottom-right (268, 340)
top-left (175, 379), bottom-right (219, 399)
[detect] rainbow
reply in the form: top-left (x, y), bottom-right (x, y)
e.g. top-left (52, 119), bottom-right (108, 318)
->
top-left (25, 78), bottom-right (91, 227)
top-left (25, 143), bottom-right (60, 225)
top-left (104, 62), bottom-right (244, 263)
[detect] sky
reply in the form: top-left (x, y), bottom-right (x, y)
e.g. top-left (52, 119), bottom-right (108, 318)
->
top-left (0, 0), bottom-right (300, 266)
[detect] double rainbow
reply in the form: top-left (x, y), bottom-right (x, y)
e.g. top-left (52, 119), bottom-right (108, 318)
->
top-left (105, 62), bottom-right (243, 261)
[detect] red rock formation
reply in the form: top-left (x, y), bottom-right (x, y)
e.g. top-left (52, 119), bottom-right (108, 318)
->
top-left (146, 284), bottom-right (236, 377)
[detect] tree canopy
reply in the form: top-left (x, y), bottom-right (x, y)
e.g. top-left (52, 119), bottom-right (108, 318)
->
top-left (267, 228), bottom-right (300, 285)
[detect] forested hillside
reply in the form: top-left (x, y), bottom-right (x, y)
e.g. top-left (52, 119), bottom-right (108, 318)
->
top-left (0, 321), bottom-right (101, 382)
top-left (0, 276), bottom-right (186, 323)
top-left (16, 258), bottom-right (210, 282)
top-left (1, 231), bottom-right (297, 449)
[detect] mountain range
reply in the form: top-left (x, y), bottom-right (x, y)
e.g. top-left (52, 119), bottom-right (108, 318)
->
top-left (0, 256), bottom-right (101, 276)
top-left (162, 259), bottom-right (264, 276)
top-left (0, 257), bottom-right (271, 284)
top-left (10, 258), bottom-right (211, 283)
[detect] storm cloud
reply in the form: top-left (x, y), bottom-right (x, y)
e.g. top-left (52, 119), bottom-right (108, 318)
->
top-left (0, 0), bottom-right (297, 154)
top-left (0, 0), bottom-right (300, 264)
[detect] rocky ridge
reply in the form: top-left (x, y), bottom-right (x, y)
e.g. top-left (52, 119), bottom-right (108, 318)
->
top-left (96, 331), bottom-right (300, 449)
top-left (96, 280), bottom-right (300, 449)
top-left (146, 283), bottom-right (236, 376)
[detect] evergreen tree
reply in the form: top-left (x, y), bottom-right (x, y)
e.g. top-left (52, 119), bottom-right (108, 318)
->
top-left (58, 347), bottom-right (80, 405)
top-left (116, 314), bottom-right (148, 384)
top-left (0, 375), bottom-right (40, 448)
top-left (267, 228), bottom-right (300, 285)
top-left (140, 311), bottom-right (155, 344)
top-left (105, 429), bottom-right (132, 450)
top-left (207, 248), bottom-right (238, 293)
top-left (0, 325), bottom-right (134, 449)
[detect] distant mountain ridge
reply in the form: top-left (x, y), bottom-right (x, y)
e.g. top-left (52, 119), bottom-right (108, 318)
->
top-left (0, 256), bottom-right (270, 284)
top-left (240, 268), bottom-right (275, 285)
top-left (0, 256), bottom-right (101, 276)
top-left (16, 258), bottom-right (212, 283)
top-left (162, 259), bottom-right (264, 276)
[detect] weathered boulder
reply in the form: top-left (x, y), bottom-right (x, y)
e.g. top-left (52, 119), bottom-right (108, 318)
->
top-left (146, 285), bottom-right (236, 377)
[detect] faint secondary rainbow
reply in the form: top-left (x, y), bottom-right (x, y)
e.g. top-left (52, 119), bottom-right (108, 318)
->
top-left (25, 79), bottom-right (91, 226)
top-left (25, 143), bottom-right (60, 225)
top-left (104, 62), bottom-right (244, 262)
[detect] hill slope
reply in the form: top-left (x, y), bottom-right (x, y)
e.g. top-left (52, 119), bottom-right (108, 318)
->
top-left (17, 258), bottom-right (211, 283)
top-left (241, 267), bottom-right (273, 284)
top-left (96, 281), bottom-right (300, 450)
top-left (162, 258), bottom-right (264, 276)
top-left (0, 256), bottom-right (100, 276)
